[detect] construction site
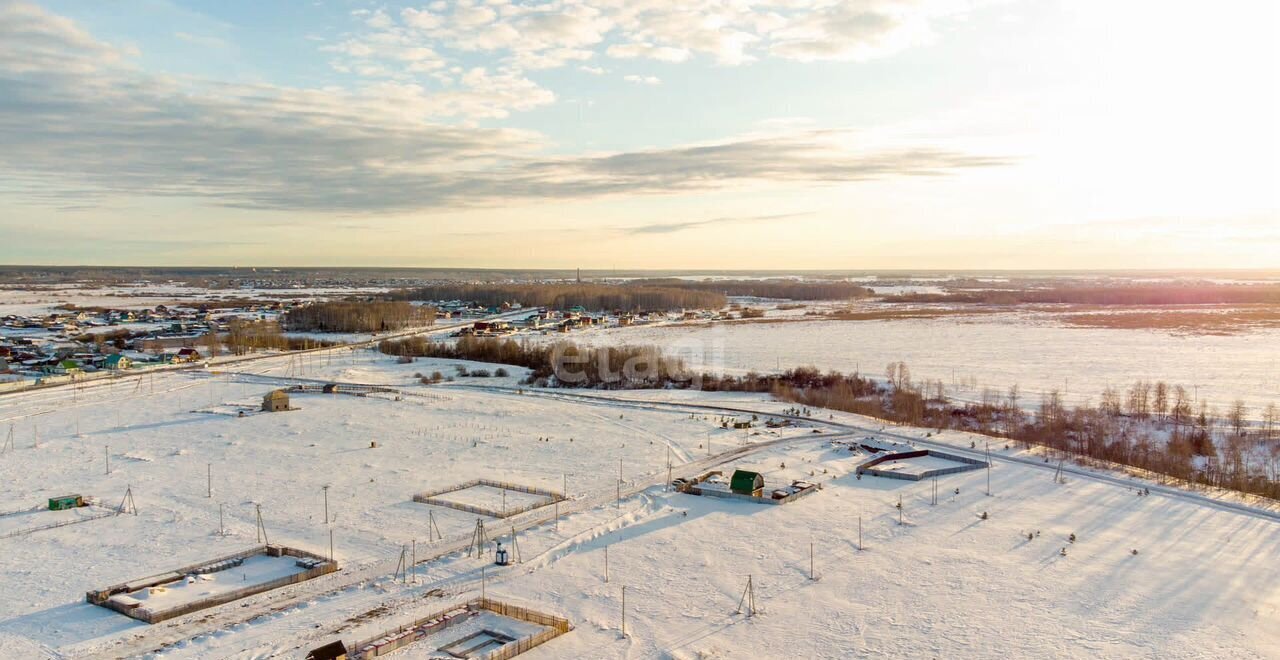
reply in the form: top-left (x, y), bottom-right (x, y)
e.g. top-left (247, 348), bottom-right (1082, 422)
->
top-left (0, 346), bottom-right (1277, 660)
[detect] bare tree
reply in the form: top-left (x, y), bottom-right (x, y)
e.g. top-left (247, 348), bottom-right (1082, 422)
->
top-left (1100, 386), bottom-right (1122, 417)
top-left (1153, 381), bottom-right (1169, 419)
top-left (1227, 400), bottom-right (1247, 438)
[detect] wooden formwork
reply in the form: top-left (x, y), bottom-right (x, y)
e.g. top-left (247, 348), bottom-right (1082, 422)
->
top-left (855, 449), bottom-right (988, 481)
top-left (413, 479), bottom-right (565, 519)
top-left (349, 597), bottom-right (573, 659)
top-left (86, 545), bottom-right (339, 624)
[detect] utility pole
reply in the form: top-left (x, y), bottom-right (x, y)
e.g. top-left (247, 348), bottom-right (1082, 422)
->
top-left (810, 541), bottom-right (815, 581)
top-left (604, 545), bottom-right (609, 583)
top-left (105, 445), bottom-right (110, 475)
top-left (207, 463), bottom-right (212, 498)
top-left (858, 516), bottom-right (863, 551)
top-left (219, 503), bottom-right (224, 536)
top-left (621, 585), bottom-right (628, 638)
top-left (986, 441), bottom-right (992, 496)
top-left (330, 528), bottom-right (335, 564)
top-left (666, 445), bottom-right (672, 491)
top-left (616, 459), bottom-right (622, 510)
top-left (322, 485), bottom-right (330, 525)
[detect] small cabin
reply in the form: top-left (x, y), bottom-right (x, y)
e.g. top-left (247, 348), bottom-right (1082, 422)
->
top-left (49, 494), bottom-right (84, 511)
top-left (262, 389), bottom-right (290, 412)
top-left (305, 640), bottom-right (349, 660)
top-left (730, 470), bottom-right (764, 497)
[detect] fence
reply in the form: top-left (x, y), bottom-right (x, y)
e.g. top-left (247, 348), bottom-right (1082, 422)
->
top-left (348, 597), bottom-right (572, 659)
top-left (413, 479), bottom-right (566, 519)
top-left (0, 509), bottom-right (114, 539)
top-left (856, 449), bottom-right (987, 481)
top-left (87, 545), bottom-right (339, 624)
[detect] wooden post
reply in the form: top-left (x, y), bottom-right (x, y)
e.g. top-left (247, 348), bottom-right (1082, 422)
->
top-left (621, 585), bottom-right (627, 637)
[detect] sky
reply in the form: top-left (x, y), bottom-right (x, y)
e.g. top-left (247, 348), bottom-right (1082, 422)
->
top-left (0, 0), bottom-right (1277, 269)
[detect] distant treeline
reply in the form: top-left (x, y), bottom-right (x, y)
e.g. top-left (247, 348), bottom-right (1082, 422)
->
top-left (390, 283), bottom-right (726, 311)
top-left (883, 284), bottom-right (1280, 305)
top-left (628, 278), bottom-right (875, 301)
top-left (283, 301), bottom-right (435, 333)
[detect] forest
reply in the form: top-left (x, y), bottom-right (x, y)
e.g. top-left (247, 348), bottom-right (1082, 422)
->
top-left (282, 301), bottom-right (436, 333)
top-left (626, 278), bottom-right (875, 300)
top-left (390, 283), bottom-right (726, 311)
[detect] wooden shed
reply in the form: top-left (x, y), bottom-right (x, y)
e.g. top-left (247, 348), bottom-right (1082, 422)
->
top-left (730, 470), bottom-right (764, 497)
top-left (262, 389), bottom-right (290, 412)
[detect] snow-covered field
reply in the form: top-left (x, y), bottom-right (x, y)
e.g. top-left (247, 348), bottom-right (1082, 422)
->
top-left (537, 316), bottom-right (1280, 417)
top-left (0, 349), bottom-right (1278, 659)
top-left (0, 283), bottom-right (392, 316)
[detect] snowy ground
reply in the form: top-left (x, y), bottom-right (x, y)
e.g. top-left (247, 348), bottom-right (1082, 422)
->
top-left (0, 283), bottom-right (392, 317)
top-left (0, 350), bottom-right (1277, 659)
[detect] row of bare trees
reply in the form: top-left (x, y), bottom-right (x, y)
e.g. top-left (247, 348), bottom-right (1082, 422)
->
top-left (774, 366), bottom-right (1280, 499)
top-left (378, 336), bottom-right (686, 388)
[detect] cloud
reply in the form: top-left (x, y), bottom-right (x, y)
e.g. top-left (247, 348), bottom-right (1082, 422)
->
top-left (607, 42), bottom-right (690, 63)
top-left (327, 0), bottom-right (984, 81)
top-left (621, 212), bottom-right (813, 235)
top-left (0, 1), bottom-right (1008, 214)
top-left (623, 74), bottom-right (662, 85)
